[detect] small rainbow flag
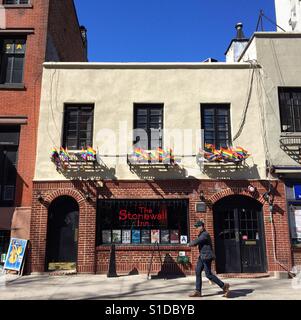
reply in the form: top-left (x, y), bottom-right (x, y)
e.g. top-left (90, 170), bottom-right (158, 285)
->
top-left (60, 147), bottom-right (70, 162)
top-left (134, 148), bottom-right (143, 157)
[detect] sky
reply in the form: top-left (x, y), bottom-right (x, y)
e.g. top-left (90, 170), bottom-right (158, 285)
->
top-left (74, 0), bottom-right (277, 62)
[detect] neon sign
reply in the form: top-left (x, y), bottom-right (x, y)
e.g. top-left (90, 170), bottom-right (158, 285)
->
top-left (119, 206), bottom-right (167, 227)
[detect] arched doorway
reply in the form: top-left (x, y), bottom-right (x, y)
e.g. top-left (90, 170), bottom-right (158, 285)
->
top-left (45, 196), bottom-right (79, 271)
top-left (213, 195), bottom-right (266, 273)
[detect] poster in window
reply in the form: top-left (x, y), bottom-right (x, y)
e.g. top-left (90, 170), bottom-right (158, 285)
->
top-left (102, 230), bottom-right (111, 244)
top-left (151, 230), bottom-right (160, 244)
top-left (161, 230), bottom-right (170, 244)
top-left (112, 230), bottom-right (122, 243)
top-left (141, 230), bottom-right (151, 244)
top-left (180, 235), bottom-right (188, 244)
top-left (292, 209), bottom-right (301, 240)
top-left (132, 229), bottom-right (141, 244)
top-left (170, 230), bottom-right (180, 244)
top-left (122, 230), bottom-right (131, 244)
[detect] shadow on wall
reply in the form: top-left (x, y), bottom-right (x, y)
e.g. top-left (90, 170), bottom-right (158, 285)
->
top-left (128, 163), bottom-right (192, 180)
top-left (56, 161), bottom-right (117, 181)
top-left (202, 164), bottom-right (261, 180)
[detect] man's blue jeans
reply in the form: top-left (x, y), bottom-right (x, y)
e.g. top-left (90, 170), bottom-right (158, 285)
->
top-left (195, 257), bottom-right (224, 292)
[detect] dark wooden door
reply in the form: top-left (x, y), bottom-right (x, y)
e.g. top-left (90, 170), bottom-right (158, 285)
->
top-left (46, 196), bottom-right (79, 271)
top-left (239, 207), bottom-right (266, 273)
top-left (214, 196), bottom-right (266, 274)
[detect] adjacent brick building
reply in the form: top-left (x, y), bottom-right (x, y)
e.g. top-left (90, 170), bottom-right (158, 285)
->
top-left (0, 0), bottom-right (87, 262)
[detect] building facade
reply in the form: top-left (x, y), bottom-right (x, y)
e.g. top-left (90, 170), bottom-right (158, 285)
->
top-left (30, 29), bottom-right (301, 276)
top-left (0, 0), bottom-right (87, 265)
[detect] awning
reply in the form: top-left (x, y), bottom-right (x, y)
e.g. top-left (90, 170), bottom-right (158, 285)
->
top-left (272, 166), bottom-right (301, 174)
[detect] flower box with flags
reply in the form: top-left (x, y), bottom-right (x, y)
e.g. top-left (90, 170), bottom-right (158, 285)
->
top-left (127, 147), bottom-right (180, 166)
top-left (201, 144), bottom-right (250, 164)
top-left (51, 146), bottom-right (98, 171)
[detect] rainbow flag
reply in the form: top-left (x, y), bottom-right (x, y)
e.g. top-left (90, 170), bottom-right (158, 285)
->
top-left (51, 148), bottom-right (59, 158)
top-left (134, 148), bottom-right (143, 157)
top-left (80, 147), bottom-right (87, 161)
top-left (220, 148), bottom-right (234, 160)
top-left (204, 143), bottom-right (215, 152)
top-left (87, 147), bottom-right (96, 157)
top-left (60, 147), bottom-right (70, 162)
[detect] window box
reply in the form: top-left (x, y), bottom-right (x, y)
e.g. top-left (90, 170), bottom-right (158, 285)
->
top-left (51, 146), bottom-right (98, 171)
top-left (127, 148), bottom-right (181, 169)
top-left (197, 145), bottom-right (250, 165)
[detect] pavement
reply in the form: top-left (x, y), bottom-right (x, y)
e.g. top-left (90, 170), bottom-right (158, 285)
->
top-left (0, 273), bottom-right (300, 300)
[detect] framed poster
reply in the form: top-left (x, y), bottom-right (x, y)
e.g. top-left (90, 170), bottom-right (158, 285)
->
top-left (122, 230), bottom-right (131, 244)
top-left (112, 230), bottom-right (122, 243)
top-left (132, 229), bottom-right (141, 244)
top-left (293, 209), bottom-right (301, 240)
top-left (141, 230), bottom-right (151, 244)
top-left (151, 230), bottom-right (160, 244)
top-left (180, 235), bottom-right (188, 244)
top-left (161, 230), bottom-right (170, 244)
top-left (170, 230), bottom-right (180, 244)
top-left (4, 238), bottom-right (28, 272)
top-left (102, 230), bottom-right (111, 244)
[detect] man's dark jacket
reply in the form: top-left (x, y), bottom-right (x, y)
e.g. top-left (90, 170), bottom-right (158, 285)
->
top-left (189, 230), bottom-right (216, 260)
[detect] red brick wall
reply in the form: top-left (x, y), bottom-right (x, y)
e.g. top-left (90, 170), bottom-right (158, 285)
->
top-left (0, 0), bottom-right (86, 223)
top-left (0, 0), bottom-right (50, 208)
top-left (46, 0), bottom-right (87, 62)
top-left (293, 250), bottom-right (301, 267)
top-left (30, 179), bottom-right (293, 275)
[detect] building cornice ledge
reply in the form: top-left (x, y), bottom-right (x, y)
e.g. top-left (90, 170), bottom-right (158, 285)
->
top-left (43, 62), bottom-right (259, 70)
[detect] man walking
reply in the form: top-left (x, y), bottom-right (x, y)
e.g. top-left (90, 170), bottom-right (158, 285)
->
top-left (188, 220), bottom-right (230, 297)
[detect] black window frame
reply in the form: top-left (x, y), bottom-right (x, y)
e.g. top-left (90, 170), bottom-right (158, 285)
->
top-left (0, 126), bottom-right (20, 207)
top-left (201, 103), bottom-right (232, 149)
top-left (0, 37), bottom-right (26, 85)
top-left (133, 103), bottom-right (164, 150)
top-left (278, 87), bottom-right (301, 133)
top-left (62, 104), bottom-right (94, 151)
top-left (96, 199), bottom-right (189, 246)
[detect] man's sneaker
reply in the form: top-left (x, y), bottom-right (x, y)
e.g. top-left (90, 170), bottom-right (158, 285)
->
top-left (223, 283), bottom-right (230, 293)
top-left (189, 290), bottom-right (202, 297)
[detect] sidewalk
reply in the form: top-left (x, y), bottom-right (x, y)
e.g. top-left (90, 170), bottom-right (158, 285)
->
top-left (0, 274), bottom-right (300, 300)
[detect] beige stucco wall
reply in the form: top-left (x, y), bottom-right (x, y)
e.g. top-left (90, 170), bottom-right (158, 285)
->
top-left (34, 63), bottom-right (268, 181)
top-left (241, 34), bottom-right (301, 168)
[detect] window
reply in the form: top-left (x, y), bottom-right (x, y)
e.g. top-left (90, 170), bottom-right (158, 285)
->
top-left (201, 104), bottom-right (231, 149)
top-left (289, 204), bottom-right (301, 246)
top-left (3, 0), bottom-right (29, 4)
top-left (97, 200), bottom-right (189, 245)
top-left (279, 88), bottom-right (301, 132)
top-left (63, 104), bottom-right (94, 150)
top-left (0, 126), bottom-right (20, 207)
top-left (0, 38), bottom-right (26, 84)
top-left (134, 104), bottom-right (163, 150)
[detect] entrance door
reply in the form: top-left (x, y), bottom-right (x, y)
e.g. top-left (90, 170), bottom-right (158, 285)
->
top-left (46, 196), bottom-right (79, 271)
top-left (214, 196), bottom-right (266, 273)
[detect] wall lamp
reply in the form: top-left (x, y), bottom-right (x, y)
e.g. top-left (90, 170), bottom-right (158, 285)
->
top-left (37, 192), bottom-right (43, 202)
top-left (85, 192), bottom-right (92, 201)
top-left (199, 191), bottom-right (205, 201)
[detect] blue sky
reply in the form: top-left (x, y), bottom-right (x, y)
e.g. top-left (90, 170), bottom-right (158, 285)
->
top-left (74, 0), bottom-right (277, 62)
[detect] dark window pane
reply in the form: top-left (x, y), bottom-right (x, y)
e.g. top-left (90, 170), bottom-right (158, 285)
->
top-left (134, 104), bottom-right (164, 150)
top-left (201, 104), bottom-right (231, 148)
top-left (63, 105), bottom-right (94, 150)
